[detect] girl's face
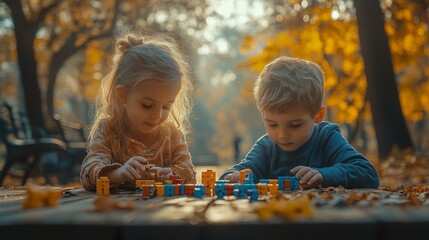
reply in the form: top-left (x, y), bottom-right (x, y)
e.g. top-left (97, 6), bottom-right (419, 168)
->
top-left (117, 80), bottom-right (180, 142)
top-left (262, 104), bottom-right (326, 152)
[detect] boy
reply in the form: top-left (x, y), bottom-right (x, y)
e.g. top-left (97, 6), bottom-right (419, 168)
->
top-left (220, 56), bottom-right (379, 189)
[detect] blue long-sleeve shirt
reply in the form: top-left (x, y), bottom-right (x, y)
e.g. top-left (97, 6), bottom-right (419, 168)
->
top-left (220, 122), bottom-right (380, 189)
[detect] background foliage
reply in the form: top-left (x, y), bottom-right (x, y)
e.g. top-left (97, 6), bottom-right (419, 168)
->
top-left (0, 0), bottom-right (427, 165)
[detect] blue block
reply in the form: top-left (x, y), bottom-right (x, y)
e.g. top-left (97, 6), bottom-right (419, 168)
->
top-left (215, 184), bottom-right (226, 199)
top-left (244, 184), bottom-right (257, 191)
top-left (259, 179), bottom-right (269, 184)
top-left (164, 184), bottom-right (175, 196)
top-left (246, 189), bottom-right (259, 201)
top-left (244, 179), bottom-right (254, 184)
top-left (290, 177), bottom-right (299, 190)
top-left (278, 176), bottom-right (299, 191)
top-left (234, 185), bottom-right (247, 199)
top-left (180, 184), bottom-right (185, 195)
top-left (194, 184), bottom-right (205, 199)
top-left (216, 180), bottom-right (230, 184)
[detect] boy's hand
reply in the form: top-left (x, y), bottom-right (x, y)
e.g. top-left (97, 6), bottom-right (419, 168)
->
top-left (115, 156), bottom-right (150, 182)
top-left (290, 166), bottom-right (323, 189)
top-left (224, 169), bottom-right (252, 183)
top-left (150, 167), bottom-right (173, 182)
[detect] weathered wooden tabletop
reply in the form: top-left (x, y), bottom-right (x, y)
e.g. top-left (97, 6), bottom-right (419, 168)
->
top-left (0, 186), bottom-right (428, 240)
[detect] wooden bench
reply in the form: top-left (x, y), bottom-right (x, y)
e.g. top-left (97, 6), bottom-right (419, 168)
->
top-left (0, 100), bottom-right (67, 185)
top-left (52, 114), bottom-right (87, 183)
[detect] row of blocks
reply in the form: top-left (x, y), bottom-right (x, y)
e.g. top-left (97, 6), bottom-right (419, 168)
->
top-left (137, 179), bottom-right (297, 201)
top-left (97, 174), bottom-right (299, 200)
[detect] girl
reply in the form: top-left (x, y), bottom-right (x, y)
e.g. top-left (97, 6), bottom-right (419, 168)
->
top-left (80, 32), bottom-right (196, 191)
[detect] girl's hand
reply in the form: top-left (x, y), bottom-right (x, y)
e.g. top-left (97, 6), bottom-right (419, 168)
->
top-left (290, 166), bottom-right (323, 189)
top-left (150, 167), bottom-right (173, 182)
top-left (224, 168), bottom-right (252, 183)
top-left (116, 156), bottom-right (150, 182)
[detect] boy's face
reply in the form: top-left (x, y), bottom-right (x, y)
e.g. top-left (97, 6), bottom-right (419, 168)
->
top-left (262, 104), bottom-right (326, 152)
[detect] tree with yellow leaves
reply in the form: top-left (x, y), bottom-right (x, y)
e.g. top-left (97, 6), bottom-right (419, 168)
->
top-left (240, 0), bottom-right (427, 158)
top-left (1, 0), bottom-right (210, 133)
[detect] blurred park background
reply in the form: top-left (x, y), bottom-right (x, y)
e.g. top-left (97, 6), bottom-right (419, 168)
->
top-left (0, 0), bottom-right (428, 186)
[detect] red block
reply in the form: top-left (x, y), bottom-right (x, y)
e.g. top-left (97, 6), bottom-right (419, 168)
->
top-left (173, 179), bottom-right (184, 184)
top-left (141, 185), bottom-right (153, 197)
top-left (284, 179), bottom-right (291, 190)
top-left (174, 184), bottom-right (180, 195)
top-left (170, 175), bottom-right (179, 180)
top-left (226, 184), bottom-right (235, 196)
top-left (184, 184), bottom-right (195, 196)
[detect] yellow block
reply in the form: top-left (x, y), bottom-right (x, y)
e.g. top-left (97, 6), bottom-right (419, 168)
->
top-left (155, 185), bottom-right (165, 196)
top-left (269, 183), bottom-right (278, 197)
top-left (97, 177), bottom-right (110, 196)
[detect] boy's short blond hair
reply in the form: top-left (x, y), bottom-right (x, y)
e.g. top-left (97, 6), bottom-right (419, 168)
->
top-left (254, 56), bottom-right (324, 116)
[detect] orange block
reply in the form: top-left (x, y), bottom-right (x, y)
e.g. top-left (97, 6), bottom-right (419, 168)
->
top-left (257, 184), bottom-right (269, 195)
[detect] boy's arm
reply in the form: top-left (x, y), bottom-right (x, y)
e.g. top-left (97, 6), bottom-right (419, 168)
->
top-left (219, 136), bottom-right (270, 182)
top-left (80, 125), bottom-right (121, 191)
top-left (315, 126), bottom-right (380, 188)
top-left (169, 129), bottom-right (196, 184)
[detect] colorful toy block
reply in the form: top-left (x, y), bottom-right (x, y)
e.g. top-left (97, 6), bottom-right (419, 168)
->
top-left (169, 175), bottom-right (183, 184)
top-left (278, 176), bottom-right (299, 190)
top-left (142, 180), bottom-right (156, 185)
top-left (141, 185), bottom-right (154, 198)
top-left (22, 185), bottom-right (62, 208)
top-left (259, 179), bottom-right (269, 184)
top-left (174, 184), bottom-right (181, 195)
top-left (269, 183), bottom-right (278, 197)
top-left (173, 179), bottom-right (184, 184)
top-left (184, 184), bottom-right (195, 196)
top-left (135, 180), bottom-right (156, 190)
top-left (170, 175), bottom-right (179, 180)
top-left (244, 173), bottom-right (254, 184)
top-left (234, 184), bottom-right (247, 199)
top-left (268, 179), bottom-right (278, 186)
top-left (164, 184), bottom-right (175, 196)
top-left (225, 184), bottom-right (235, 196)
top-left (155, 185), bottom-right (165, 196)
top-left (216, 180), bottom-right (229, 184)
top-left (215, 183), bottom-right (226, 199)
top-left (246, 188), bottom-right (259, 201)
top-left (194, 184), bottom-right (205, 199)
top-left (239, 171), bottom-right (247, 184)
top-left (180, 184), bottom-right (185, 195)
top-left (96, 177), bottom-right (110, 196)
top-left (256, 183), bottom-right (269, 195)
top-left (254, 196), bottom-right (314, 221)
top-left (202, 170), bottom-right (216, 196)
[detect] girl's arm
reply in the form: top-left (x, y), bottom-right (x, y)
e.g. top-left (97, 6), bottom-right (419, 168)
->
top-left (80, 124), bottom-right (121, 191)
top-left (169, 129), bottom-right (197, 184)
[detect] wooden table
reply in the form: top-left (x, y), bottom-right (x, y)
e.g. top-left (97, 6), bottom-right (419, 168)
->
top-left (0, 186), bottom-right (428, 240)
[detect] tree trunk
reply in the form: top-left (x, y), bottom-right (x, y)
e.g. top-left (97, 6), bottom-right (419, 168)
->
top-left (354, 0), bottom-right (413, 158)
top-left (6, 0), bottom-right (45, 130)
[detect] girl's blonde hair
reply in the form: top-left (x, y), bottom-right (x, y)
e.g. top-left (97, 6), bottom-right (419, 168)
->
top-left (88, 31), bottom-right (193, 142)
top-left (254, 56), bottom-right (324, 116)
